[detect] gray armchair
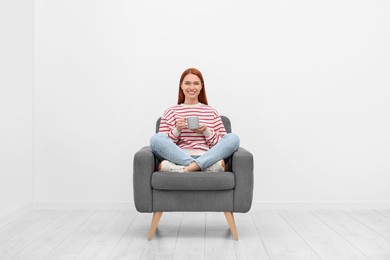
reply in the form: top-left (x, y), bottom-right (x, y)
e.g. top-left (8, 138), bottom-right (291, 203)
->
top-left (133, 116), bottom-right (254, 240)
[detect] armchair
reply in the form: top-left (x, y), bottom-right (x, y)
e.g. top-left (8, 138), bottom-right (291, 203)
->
top-left (133, 116), bottom-right (254, 240)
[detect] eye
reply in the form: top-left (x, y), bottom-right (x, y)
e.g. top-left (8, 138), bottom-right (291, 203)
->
top-left (194, 82), bottom-right (200, 85)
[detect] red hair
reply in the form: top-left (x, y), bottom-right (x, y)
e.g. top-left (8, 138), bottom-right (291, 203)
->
top-left (177, 68), bottom-right (208, 105)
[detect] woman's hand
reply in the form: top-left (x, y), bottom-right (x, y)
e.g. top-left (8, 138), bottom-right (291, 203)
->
top-left (176, 118), bottom-right (187, 132)
top-left (192, 124), bottom-right (208, 134)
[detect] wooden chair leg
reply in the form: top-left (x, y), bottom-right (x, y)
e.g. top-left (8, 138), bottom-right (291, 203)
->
top-left (224, 212), bottom-right (239, 240)
top-left (148, 211), bottom-right (163, 240)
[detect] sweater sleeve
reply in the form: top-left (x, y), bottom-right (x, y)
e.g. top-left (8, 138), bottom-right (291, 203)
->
top-left (158, 108), bottom-right (180, 143)
top-left (203, 109), bottom-right (227, 148)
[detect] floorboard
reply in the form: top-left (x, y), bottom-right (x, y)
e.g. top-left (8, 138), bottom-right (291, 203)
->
top-left (1, 209), bottom-right (389, 260)
top-left (42, 210), bottom-right (117, 260)
top-left (172, 212), bottom-right (206, 260)
top-left (107, 213), bottom-right (151, 260)
top-left (313, 209), bottom-right (390, 260)
top-left (252, 210), bottom-right (320, 260)
top-left (76, 210), bottom-right (138, 260)
top-left (344, 210), bottom-right (390, 242)
top-left (204, 212), bottom-right (236, 260)
top-left (233, 212), bottom-right (269, 260)
top-left (140, 212), bottom-right (183, 260)
top-left (279, 210), bottom-right (369, 260)
top-left (0, 210), bottom-right (70, 259)
top-left (14, 210), bottom-right (94, 260)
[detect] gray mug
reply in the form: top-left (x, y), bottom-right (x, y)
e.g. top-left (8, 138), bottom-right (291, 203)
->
top-left (187, 116), bottom-right (199, 130)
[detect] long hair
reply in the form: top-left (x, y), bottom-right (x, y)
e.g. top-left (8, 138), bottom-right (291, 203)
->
top-left (177, 68), bottom-right (208, 105)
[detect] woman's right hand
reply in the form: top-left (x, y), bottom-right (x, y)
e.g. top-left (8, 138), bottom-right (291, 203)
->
top-left (176, 118), bottom-right (187, 132)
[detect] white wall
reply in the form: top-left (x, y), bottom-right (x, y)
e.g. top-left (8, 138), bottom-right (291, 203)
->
top-left (0, 0), bottom-right (34, 218)
top-left (35, 0), bottom-right (390, 207)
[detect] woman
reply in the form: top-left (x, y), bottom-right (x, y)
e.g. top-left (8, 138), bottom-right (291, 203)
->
top-left (150, 68), bottom-right (240, 172)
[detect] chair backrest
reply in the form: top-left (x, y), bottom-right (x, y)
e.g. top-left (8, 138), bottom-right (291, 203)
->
top-left (156, 115), bottom-right (232, 133)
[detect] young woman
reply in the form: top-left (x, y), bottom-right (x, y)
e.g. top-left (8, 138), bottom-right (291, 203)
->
top-left (150, 68), bottom-right (240, 172)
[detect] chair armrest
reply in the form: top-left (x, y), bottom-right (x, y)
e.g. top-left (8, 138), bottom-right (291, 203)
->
top-left (133, 146), bottom-right (155, 213)
top-left (231, 147), bottom-right (254, 213)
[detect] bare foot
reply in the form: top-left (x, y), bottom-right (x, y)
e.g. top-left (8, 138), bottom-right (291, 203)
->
top-left (158, 161), bottom-right (164, 171)
top-left (221, 160), bottom-right (226, 171)
top-left (184, 162), bottom-right (201, 172)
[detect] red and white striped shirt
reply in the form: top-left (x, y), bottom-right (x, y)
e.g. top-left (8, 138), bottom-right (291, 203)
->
top-left (158, 103), bottom-right (227, 154)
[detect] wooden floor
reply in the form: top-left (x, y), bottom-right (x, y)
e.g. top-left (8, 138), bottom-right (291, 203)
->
top-left (1, 209), bottom-right (390, 259)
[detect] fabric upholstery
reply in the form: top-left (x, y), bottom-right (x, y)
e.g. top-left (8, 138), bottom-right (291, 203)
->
top-left (133, 146), bottom-right (155, 213)
top-left (152, 190), bottom-right (234, 212)
top-left (232, 147), bottom-right (254, 212)
top-left (152, 171), bottom-right (235, 191)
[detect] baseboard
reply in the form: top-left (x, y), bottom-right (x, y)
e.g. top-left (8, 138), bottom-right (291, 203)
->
top-left (0, 203), bottom-right (34, 227)
top-left (33, 201), bottom-right (390, 210)
top-left (250, 201), bottom-right (390, 210)
top-left (33, 201), bottom-right (135, 210)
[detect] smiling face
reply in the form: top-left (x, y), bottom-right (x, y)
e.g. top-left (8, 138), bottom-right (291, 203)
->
top-left (180, 73), bottom-right (203, 104)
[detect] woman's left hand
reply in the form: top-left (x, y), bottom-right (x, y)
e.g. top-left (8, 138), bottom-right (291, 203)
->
top-left (192, 124), bottom-right (207, 134)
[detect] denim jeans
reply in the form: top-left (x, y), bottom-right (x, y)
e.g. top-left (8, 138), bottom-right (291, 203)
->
top-left (150, 133), bottom-right (240, 170)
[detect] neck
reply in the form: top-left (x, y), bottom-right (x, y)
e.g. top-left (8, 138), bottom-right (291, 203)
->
top-left (184, 98), bottom-right (199, 105)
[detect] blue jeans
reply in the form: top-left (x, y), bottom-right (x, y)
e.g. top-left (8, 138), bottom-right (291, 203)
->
top-left (150, 133), bottom-right (240, 170)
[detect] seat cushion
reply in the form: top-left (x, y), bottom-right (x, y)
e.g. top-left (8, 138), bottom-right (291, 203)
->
top-left (151, 171), bottom-right (235, 191)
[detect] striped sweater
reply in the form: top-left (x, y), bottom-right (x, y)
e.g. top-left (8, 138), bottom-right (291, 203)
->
top-left (158, 103), bottom-right (227, 154)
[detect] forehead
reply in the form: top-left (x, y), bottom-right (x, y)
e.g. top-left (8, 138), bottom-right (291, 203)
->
top-left (183, 73), bottom-right (201, 82)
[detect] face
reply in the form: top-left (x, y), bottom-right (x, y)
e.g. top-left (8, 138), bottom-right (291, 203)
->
top-left (181, 73), bottom-right (202, 102)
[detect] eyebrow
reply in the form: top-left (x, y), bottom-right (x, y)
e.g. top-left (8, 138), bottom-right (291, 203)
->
top-left (184, 81), bottom-right (200, 83)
